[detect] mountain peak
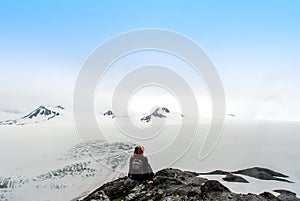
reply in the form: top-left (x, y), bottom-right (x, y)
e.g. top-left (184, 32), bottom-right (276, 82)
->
top-left (161, 107), bottom-right (170, 113)
top-left (55, 105), bottom-right (65, 110)
top-left (0, 105), bottom-right (65, 126)
top-left (103, 110), bottom-right (115, 118)
top-left (140, 107), bottom-right (170, 123)
top-left (37, 105), bottom-right (64, 111)
top-left (21, 105), bottom-right (61, 120)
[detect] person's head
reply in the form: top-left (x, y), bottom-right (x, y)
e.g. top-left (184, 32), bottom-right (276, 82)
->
top-left (132, 145), bottom-right (145, 157)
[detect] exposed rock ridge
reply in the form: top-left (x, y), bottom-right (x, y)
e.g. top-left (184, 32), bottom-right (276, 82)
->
top-left (79, 168), bottom-right (299, 201)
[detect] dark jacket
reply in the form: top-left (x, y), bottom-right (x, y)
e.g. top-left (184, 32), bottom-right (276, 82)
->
top-left (128, 155), bottom-right (154, 181)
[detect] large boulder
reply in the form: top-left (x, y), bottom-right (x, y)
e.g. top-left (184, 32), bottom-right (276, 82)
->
top-left (223, 173), bottom-right (249, 183)
top-left (274, 189), bottom-right (300, 201)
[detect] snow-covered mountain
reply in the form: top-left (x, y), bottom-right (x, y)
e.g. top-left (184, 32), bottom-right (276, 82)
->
top-left (102, 110), bottom-right (115, 118)
top-left (0, 105), bottom-right (65, 126)
top-left (101, 107), bottom-right (183, 123)
top-left (140, 107), bottom-right (170, 122)
top-left (140, 107), bottom-right (185, 123)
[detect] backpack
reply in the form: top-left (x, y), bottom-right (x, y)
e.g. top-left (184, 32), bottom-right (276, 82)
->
top-left (131, 157), bottom-right (143, 174)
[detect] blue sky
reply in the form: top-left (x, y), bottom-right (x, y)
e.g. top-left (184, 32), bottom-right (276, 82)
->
top-left (1, 0), bottom-right (299, 71)
top-left (0, 0), bottom-right (300, 120)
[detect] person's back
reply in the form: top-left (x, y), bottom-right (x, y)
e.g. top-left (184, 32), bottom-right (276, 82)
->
top-left (128, 145), bottom-right (154, 183)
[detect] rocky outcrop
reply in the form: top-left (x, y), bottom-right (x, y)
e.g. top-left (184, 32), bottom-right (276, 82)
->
top-left (223, 173), bottom-right (249, 183)
top-left (274, 190), bottom-right (300, 201)
top-left (233, 167), bottom-right (292, 183)
top-left (200, 167), bottom-right (293, 183)
top-left (79, 168), bottom-right (298, 201)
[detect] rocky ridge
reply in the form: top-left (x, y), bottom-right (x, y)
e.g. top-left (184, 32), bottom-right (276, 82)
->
top-left (80, 168), bottom-right (299, 201)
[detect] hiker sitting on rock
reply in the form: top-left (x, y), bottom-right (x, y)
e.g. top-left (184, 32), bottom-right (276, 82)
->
top-left (128, 145), bottom-right (154, 184)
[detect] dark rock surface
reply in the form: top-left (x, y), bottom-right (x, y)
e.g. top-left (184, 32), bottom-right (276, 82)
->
top-left (201, 169), bottom-right (231, 175)
top-left (223, 173), bottom-right (249, 183)
top-left (260, 192), bottom-right (280, 200)
top-left (79, 168), bottom-right (298, 201)
top-left (274, 190), bottom-right (300, 201)
top-left (233, 167), bottom-right (292, 183)
top-left (200, 167), bottom-right (293, 183)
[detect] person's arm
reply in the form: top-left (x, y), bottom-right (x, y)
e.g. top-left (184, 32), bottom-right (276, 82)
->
top-left (143, 157), bottom-right (154, 181)
top-left (142, 157), bottom-right (149, 174)
top-left (147, 163), bottom-right (154, 181)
